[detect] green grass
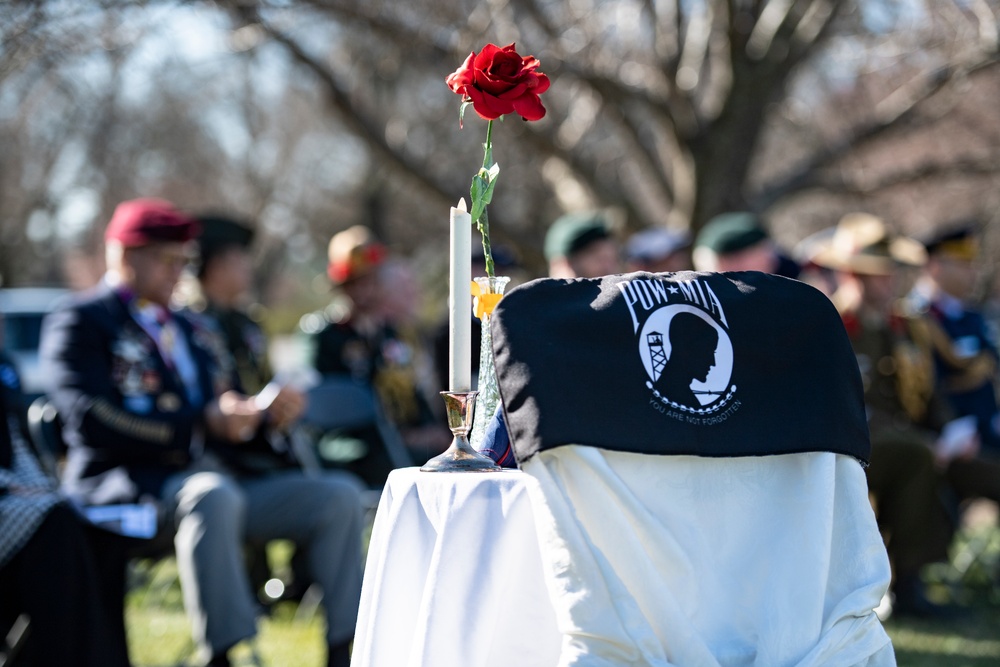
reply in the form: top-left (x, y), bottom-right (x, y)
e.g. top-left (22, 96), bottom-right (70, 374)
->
top-left (126, 543), bottom-right (327, 667)
top-left (884, 513), bottom-right (1000, 667)
top-left (124, 525), bottom-right (1000, 667)
top-left (127, 600), bottom-right (326, 667)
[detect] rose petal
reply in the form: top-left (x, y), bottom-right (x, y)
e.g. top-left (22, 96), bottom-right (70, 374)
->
top-left (528, 72), bottom-right (551, 95)
top-left (467, 87), bottom-right (514, 120)
top-left (446, 52), bottom-right (477, 94)
top-left (496, 81), bottom-right (529, 100)
top-left (512, 93), bottom-right (546, 121)
top-left (474, 43), bottom-right (504, 71)
top-left (476, 57), bottom-right (523, 93)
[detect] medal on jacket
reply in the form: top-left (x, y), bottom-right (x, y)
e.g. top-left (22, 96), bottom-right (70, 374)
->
top-left (157, 393), bottom-right (182, 412)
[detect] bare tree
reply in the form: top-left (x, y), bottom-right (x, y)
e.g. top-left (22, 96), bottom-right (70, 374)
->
top-left (2, 0), bottom-right (998, 293)
top-left (214, 0), bottom-right (1000, 263)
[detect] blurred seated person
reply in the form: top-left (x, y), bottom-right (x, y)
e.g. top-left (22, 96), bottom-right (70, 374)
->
top-left (545, 210), bottom-right (621, 279)
top-left (191, 211), bottom-right (369, 599)
top-left (0, 350), bottom-right (131, 667)
top-left (693, 211), bottom-right (800, 278)
top-left (378, 257), bottom-right (442, 416)
top-left (188, 214), bottom-right (274, 397)
top-left (40, 199), bottom-right (361, 667)
top-left (305, 226), bottom-right (449, 485)
top-left (187, 214), bottom-right (313, 471)
top-left (908, 223), bottom-right (1000, 457)
top-left (811, 212), bottom-right (998, 617)
top-left (624, 227), bottom-right (691, 273)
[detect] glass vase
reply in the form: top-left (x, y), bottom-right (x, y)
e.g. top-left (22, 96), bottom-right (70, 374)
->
top-left (469, 275), bottom-right (510, 450)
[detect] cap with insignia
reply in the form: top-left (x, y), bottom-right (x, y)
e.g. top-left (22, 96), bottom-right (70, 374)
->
top-left (922, 223), bottom-right (979, 262)
top-left (327, 225), bottom-right (387, 285)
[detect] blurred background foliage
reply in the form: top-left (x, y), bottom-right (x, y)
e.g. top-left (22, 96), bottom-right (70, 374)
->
top-left (1, 0), bottom-right (999, 330)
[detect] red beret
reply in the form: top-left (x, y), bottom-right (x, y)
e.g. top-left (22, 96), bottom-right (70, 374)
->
top-left (104, 198), bottom-right (200, 247)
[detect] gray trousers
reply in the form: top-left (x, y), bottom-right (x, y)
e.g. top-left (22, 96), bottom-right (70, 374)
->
top-left (161, 460), bottom-right (364, 658)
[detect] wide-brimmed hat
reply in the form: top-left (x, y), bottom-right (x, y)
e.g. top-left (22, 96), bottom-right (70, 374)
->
top-left (810, 213), bottom-right (926, 276)
top-left (327, 225), bottom-right (387, 285)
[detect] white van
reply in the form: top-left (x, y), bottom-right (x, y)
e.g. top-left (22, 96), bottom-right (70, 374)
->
top-left (0, 287), bottom-right (71, 398)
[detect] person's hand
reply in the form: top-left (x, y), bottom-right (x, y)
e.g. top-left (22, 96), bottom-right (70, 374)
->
top-left (262, 385), bottom-right (306, 432)
top-left (934, 432), bottom-right (980, 468)
top-left (205, 391), bottom-right (265, 443)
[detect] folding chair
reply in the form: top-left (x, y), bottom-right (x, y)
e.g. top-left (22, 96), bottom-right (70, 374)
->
top-left (298, 374), bottom-right (413, 494)
top-left (490, 271), bottom-right (896, 667)
top-left (25, 397), bottom-right (63, 478)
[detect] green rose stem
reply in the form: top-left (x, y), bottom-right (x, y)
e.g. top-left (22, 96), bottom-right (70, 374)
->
top-left (472, 119), bottom-right (499, 281)
top-left (478, 207), bottom-right (494, 280)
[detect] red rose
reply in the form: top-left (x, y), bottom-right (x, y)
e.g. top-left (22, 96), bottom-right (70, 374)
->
top-left (446, 43), bottom-right (550, 122)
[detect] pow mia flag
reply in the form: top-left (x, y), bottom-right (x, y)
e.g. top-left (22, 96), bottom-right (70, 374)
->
top-left (490, 271), bottom-right (870, 466)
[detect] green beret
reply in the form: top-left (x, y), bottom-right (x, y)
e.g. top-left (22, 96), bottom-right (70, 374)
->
top-left (544, 211), bottom-right (611, 261)
top-left (696, 212), bottom-right (769, 255)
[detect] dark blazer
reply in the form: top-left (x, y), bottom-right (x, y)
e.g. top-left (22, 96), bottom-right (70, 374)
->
top-left (39, 284), bottom-right (219, 505)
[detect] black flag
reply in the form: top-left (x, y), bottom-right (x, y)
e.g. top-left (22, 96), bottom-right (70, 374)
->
top-left (490, 271), bottom-right (870, 465)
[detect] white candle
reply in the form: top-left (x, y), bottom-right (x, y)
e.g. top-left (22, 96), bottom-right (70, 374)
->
top-left (449, 199), bottom-right (472, 391)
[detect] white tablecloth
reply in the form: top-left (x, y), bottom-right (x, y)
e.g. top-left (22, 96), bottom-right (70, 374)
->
top-left (352, 467), bottom-right (561, 667)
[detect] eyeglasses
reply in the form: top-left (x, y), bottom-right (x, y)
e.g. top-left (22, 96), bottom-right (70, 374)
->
top-left (133, 246), bottom-right (193, 270)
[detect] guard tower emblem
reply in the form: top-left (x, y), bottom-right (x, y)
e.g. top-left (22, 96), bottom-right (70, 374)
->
top-left (646, 331), bottom-right (667, 382)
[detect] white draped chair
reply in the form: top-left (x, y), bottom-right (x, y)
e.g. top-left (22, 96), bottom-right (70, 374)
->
top-left (520, 446), bottom-right (894, 667)
top-left (489, 272), bottom-right (896, 667)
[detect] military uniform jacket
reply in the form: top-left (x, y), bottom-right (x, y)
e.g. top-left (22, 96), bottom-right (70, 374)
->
top-left (206, 304), bottom-right (271, 395)
top-left (39, 285), bottom-right (219, 506)
top-left (312, 311), bottom-right (435, 429)
top-left (190, 304), bottom-right (298, 475)
top-left (842, 304), bottom-right (952, 443)
top-left (918, 297), bottom-right (1000, 449)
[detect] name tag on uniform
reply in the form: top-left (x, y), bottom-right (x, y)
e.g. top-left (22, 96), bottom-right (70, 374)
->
top-left (157, 392), bottom-right (182, 413)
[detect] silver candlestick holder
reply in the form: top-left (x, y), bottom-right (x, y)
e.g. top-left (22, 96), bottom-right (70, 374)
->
top-left (420, 391), bottom-right (500, 472)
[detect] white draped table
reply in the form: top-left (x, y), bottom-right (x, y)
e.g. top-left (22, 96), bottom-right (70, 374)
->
top-left (351, 467), bottom-right (561, 667)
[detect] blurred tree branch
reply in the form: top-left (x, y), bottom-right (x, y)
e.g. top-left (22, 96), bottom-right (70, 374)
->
top-left (1, 0), bottom-right (999, 291)
top-left (756, 54), bottom-right (1000, 210)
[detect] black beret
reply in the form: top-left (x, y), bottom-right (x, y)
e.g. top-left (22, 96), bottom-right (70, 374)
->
top-left (195, 214), bottom-right (255, 274)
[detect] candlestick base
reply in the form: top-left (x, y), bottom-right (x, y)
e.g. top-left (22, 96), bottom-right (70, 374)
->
top-left (421, 391), bottom-right (500, 472)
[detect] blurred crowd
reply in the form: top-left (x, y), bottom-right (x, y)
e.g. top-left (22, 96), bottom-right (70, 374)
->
top-left (2, 196), bottom-right (999, 665)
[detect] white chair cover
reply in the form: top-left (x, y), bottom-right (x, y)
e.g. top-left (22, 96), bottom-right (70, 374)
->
top-left (521, 445), bottom-right (895, 667)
